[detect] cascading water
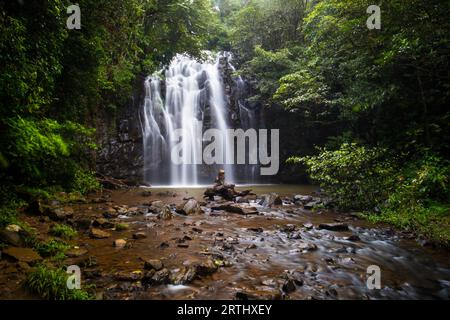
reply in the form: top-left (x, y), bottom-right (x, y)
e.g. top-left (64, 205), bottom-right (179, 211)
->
top-left (141, 52), bottom-right (258, 186)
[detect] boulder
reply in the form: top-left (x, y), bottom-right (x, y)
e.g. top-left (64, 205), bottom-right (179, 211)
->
top-left (89, 227), bottom-right (111, 239)
top-left (2, 247), bottom-right (42, 263)
top-left (73, 218), bottom-right (92, 230)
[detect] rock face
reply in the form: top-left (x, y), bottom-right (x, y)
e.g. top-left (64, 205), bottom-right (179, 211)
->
top-left (2, 247), bottom-right (42, 263)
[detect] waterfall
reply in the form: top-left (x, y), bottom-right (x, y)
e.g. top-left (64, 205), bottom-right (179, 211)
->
top-left (141, 52), bottom-right (259, 186)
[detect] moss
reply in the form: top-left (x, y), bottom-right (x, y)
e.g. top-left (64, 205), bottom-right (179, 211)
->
top-left (115, 223), bottom-right (129, 231)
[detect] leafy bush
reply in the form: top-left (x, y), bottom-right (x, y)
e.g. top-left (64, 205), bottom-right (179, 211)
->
top-left (368, 155), bottom-right (450, 245)
top-left (289, 143), bottom-right (395, 210)
top-left (26, 265), bottom-right (94, 300)
top-left (50, 224), bottom-right (77, 240)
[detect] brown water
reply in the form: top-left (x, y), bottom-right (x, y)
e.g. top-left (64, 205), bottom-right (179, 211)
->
top-left (22, 185), bottom-right (450, 300)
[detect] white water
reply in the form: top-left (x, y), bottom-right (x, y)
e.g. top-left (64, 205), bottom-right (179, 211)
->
top-left (141, 52), bottom-right (252, 186)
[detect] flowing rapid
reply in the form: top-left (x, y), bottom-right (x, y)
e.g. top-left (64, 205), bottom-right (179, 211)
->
top-left (141, 52), bottom-right (258, 186)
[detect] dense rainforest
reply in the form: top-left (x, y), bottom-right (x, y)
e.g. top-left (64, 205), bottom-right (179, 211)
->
top-left (0, 0), bottom-right (449, 300)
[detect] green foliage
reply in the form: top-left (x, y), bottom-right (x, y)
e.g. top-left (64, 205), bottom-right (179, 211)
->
top-left (26, 265), bottom-right (94, 300)
top-left (290, 143), bottom-right (395, 210)
top-left (367, 155), bottom-right (450, 245)
top-left (35, 239), bottom-right (70, 259)
top-left (71, 169), bottom-right (101, 195)
top-left (50, 224), bottom-right (77, 240)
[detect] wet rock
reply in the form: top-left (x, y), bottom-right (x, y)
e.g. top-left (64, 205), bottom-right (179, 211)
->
top-left (303, 223), bottom-right (314, 230)
top-left (304, 201), bottom-right (321, 210)
top-left (133, 232), bottom-right (147, 240)
top-left (93, 218), bottom-right (115, 229)
top-left (114, 271), bottom-right (142, 282)
top-left (73, 218), bottom-right (92, 230)
top-left (143, 259), bottom-right (163, 271)
top-left (346, 235), bottom-right (361, 242)
top-left (281, 224), bottom-right (297, 232)
top-left (0, 225), bottom-right (26, 247)
top-left (193, 259), bottom-right (218, 276)
top-left (247, 227), bottom-right (263, 233)
top-left (103, 207), bottom-right (119, 219)
top-left (318, 223), bottom-right (349, 231)
top-left (282, 279), bottom-right (297, 293)
top-left (259, 193), bottom-right (282, 207)
top-left (66, 248), bottom-right (88, 258)
top-left (158, 205), bottom-right (173, 220)
top-left (287, 232), bottom-right (302, 240)
top-left (176, 199), bottom-right (201, 215)
top-left (2, 247), bottom-right (42, 263)
top-left (293, 195), bottom-right (313, 204)
top-left (211, 203), bottom-right (258, 215)
top-left (92, 197), bottom-right (107, 204)
top-left (177, 243), bottom-right (189, 248)
top-left (235, 196), bottom-right (249, 204)
top-left (298, 242), bottom-right (318, 251)
top-left (47, 207), bottom-right (74, 221)
top-left (235, 289), bottom-right (282, 300)
top-left (114, 239), bottom-right (127, 248)
top-left (246, 244), bottom-right (257, 250)
top-left (159, 242), bottom-right (170, 249)
top-left (170, 267), bottom-right (197, 285)
top-left (142, 268), bottom-right (170, 285)
top-left (89, 227), bottom-right (111, 239)
top-left (149, 200), bottom-right (165, 213)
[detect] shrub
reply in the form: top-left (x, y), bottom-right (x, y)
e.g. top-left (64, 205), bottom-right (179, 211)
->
top-left (26, 265), bottom-right (94, 300)
top-left (289, 143), bottom-right (395, 210)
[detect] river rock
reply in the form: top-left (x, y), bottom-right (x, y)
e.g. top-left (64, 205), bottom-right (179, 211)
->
top-left (170, 266), bottom-right (197, 285)
top-left (143, 259), bottom-right (163, 271)
top-left (89, 227), bottom-right (111, 239)
top-left (114, 271), bottom-right (142, 282)
top-left (93, 218), bottom-right (115, 229)
top-left (176, 199), bottom-right (201, 215)
top-left (158, 205), bottom-right (172, 220)
top-left (211, 203), bottom-right (258, 215)
top-left (293, 195), bottom-right (313, 204)
top-left (103, 207), bottom-right (119, 218)
top-left (149, 200), bottom-right (165, 213)
top-left (282, 279), bottom-right (297, 293)
top-left (133, 232), bottom-right (147, 239)
top-left (0, 225), bottom-right (26, 247)
top-left (318, 223), bottom-right (349, 231)
top-left (298, 242), bottom-right (318, 251)
top-left (73, 218), bottom-right (92, 230)
top-left (66, 248), bottom-right (88, 258)
top-left (142, 268), bottom-right (171, 285)
top-left (2, 247), bottom-right (42, 263)
top-left (47, 207), bottom-right (74, 221)
top-left (113, 239), bottom-right (127, 248)
top-left (259, 193), bottom-right (282, 207)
